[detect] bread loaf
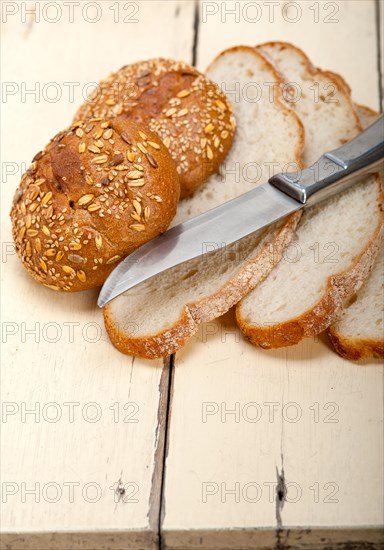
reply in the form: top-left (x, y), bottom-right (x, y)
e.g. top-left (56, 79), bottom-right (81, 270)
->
top-left (103, 46), bottom-right (304, 359)
top-left (74, 59), bottom-right (236, 198)
top-left (236, 42), bottom-right (383, 349)
top-left (11, 117), bottom-right (180, 292)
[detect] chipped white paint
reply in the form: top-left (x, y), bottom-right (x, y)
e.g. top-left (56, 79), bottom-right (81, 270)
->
top-left (0, 2), bottom-right (194, 549)
top-left (162, 1), bottom-right (384, 548)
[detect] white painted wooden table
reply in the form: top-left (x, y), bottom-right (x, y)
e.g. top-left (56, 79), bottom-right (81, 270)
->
top-left (1, 1), bottom-right (383, 549)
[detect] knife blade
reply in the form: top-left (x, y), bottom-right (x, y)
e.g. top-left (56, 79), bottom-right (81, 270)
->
top-left (98, 116), bottom-right (384, 308)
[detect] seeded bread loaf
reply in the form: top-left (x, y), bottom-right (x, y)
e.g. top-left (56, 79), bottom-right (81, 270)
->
top-left (236, 42), bottom-right (383, 349)
top-left (328, 106), bottom-right (384, 361)
top-left (11, 117), bottom-right (180, 292)
top-left (74, 58), bottom-right (236, 198)
top-left (103, 46), bottom-right (304, 359)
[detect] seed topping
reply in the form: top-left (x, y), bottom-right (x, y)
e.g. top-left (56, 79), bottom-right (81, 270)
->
top-left (165, 108), bottom-right (177, 117)
top-left (148, 141), bottom-right (160, 150)
top-left (62, 266), bottom-right (75, 275)
top-left (130, 223), bottom-right (145, 232)
top-left (110, 154), bottom-right (124, 166)
top-left (91, 154), bottom-right (108, 165)
top-left (78, 194), bottom-right (94, 206)
top-left (137, 143), bottom-right (147, 154)
top-left (42, 191), bottom-right (53, 205)
top-left (133, 200), bottom-right (141, 216)
top-left (127, 170), bottom-right (143, 180)
top-left (146, 153), bottom-right (158, 168)
top-left (106, 255), bottom-right (120, 265)
top-left (121, 132), bottom-right (132, 145)
top-left (77, 270), bottom-right (86, 282)
top-left (177, 89), bottom-right (190, 98)
top-left (95, 236), bottom-right (102, 250)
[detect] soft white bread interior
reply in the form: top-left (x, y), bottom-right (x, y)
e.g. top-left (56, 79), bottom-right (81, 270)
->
top-left (236, 42), bottom-right (383, 349)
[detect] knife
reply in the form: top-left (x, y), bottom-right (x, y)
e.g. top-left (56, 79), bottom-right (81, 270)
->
top-left (98, 115), bottom-right (384, 308)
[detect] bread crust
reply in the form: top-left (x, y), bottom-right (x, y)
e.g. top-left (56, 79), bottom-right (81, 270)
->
top-left (256, 42), bottom-right (362, 132)
top-left (236, 43), bottom-right (383, 349)
top-left (74, 58), bottom-right (236, 198)
top-left (355, 104), bottom-right (380, 118)
top-left (236, 212), bottom-right (383, 348)
top-left (104, 213), bottom-right (301, 359)
top-left (205, 44), bottom-right (305, 173)
top-left (206, 44), bottom-right (306, 146)
top-left (355, 104), bottom-right (381, 127)
top-left (327, 329), bottom-right (384, 361)
top-left (11, 117), bottom-right (180, 292)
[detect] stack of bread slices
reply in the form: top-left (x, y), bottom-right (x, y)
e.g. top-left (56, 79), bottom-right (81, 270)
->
top-left (11, 43), bottom-right (383, 361)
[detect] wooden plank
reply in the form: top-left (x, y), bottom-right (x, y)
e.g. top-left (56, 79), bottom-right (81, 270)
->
top-left (162, 1), bottom-right (384, 548)
top-left (0, 2), bottom-right (195, 548)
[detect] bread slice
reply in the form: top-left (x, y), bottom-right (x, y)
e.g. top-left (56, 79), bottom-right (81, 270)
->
top-left (327, 106), bottom-right (384, 361)
top-left (103, 46), bottom-right (304, 359)
top-left (328, 244), bottom-right (383, 360)
top-left (236, 42), bottom-right (383, 349)
top-left (171, 47), bottom-right (305, 225)
top-left (355, 104), bottom-right (381, 130)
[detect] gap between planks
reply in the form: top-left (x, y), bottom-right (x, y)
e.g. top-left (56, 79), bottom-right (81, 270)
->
top-left (149, 2), bottom-right (201, 549)
top-left (148, 356), bottom-right (173, 539)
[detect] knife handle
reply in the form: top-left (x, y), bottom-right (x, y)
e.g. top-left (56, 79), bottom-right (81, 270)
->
top-left (269, 115), bottom-right (384, 205)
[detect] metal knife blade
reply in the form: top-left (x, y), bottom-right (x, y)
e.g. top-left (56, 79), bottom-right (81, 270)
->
top-left (97, 183), bottom-right (300, 307)
top-left (98, 116), bottom-right (384, 308)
